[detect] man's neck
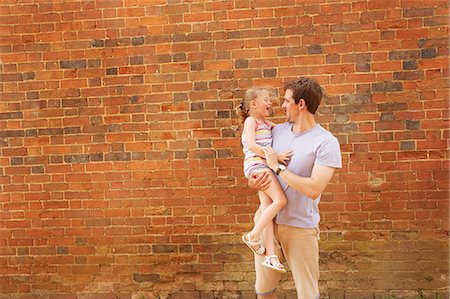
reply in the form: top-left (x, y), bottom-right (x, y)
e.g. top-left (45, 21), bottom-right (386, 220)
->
top-left (292, 114), bottom-right (317, 134)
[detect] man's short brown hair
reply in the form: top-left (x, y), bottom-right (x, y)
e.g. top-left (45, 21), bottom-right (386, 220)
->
top-left (283, 77), bottom-right (323, 114)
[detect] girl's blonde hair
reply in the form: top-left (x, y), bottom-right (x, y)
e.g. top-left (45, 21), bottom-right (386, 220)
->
top-left (236, 86), bottom-right (277, 123)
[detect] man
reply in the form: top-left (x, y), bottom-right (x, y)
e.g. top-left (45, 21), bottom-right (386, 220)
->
top-left (249, 77), bottom-right (342, 298)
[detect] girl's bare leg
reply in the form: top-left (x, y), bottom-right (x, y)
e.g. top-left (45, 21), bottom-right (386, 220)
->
top-left (248, 172), bottom-right (287, 247)
top-left (257, 191), bottom-right (275, 256)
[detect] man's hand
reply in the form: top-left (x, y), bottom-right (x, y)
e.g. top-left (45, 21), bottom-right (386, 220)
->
top-left (248, 171), bottom-right (271, 190)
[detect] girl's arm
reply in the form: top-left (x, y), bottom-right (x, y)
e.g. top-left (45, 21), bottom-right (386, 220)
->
top-left (243, 117), bottom-right (266, 157)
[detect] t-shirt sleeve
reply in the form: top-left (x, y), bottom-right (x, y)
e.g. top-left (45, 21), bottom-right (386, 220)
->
top-left (315, 136), bottom-right (342, 168)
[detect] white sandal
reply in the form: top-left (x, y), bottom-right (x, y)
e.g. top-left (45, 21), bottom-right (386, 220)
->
top-left (261, 255), bottom-right (286, 273)
top-left (242, 232), bottom-right (265, 255)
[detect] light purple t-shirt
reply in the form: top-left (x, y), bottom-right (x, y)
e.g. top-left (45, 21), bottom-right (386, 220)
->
top-left (272, 123), bottom-right (342, 228)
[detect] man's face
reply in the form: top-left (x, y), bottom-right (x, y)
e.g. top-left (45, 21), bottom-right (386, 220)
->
top-left (281, 89), bottom-right (299, 123)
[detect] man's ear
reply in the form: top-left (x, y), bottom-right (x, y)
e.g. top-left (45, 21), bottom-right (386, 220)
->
top-left (298, 99), bottom-right (306, 111)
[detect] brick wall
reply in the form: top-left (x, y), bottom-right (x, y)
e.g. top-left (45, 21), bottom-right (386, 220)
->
top-left (0, 0), bottom-right (448, 298)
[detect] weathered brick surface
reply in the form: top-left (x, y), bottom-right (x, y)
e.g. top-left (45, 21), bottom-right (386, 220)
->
top-left (0, 0), bottom-right (448, 298)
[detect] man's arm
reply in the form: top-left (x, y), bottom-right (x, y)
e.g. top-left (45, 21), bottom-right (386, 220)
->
top-left (262, 147), bottom-right (335, 200)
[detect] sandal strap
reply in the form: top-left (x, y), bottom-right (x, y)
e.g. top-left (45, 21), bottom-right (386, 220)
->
top-left (244, 233), bottom-right (260, 246)
top-left (266, 255), bottom-right (283, 268)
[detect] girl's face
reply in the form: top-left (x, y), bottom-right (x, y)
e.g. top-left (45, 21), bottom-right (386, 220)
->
top-left (251, 91), bottom-right (273, 118)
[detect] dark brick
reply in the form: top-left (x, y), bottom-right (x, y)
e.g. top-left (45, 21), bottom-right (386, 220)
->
top-left (179, 245), bottom-right (192, 253)
top-left (174, 93), bottom-right (188, 102)
top-left (90, 39), bottom-right (104, 48)
top-left (50, 156), bottom-right (63, 164)
top-left (390, 231), bottom-right (418, 240)
top-left (88, 59), bottom-right (101, 68)
top-left (393, 71), bottom-right (423, 81)
top-left (190, 149), bottom-right (215, 159)
top-left (403, 7), bottom-right (434, 18)
top-left (131, 36), bottom-right (144, 46)
top-left (129, 56), bottom-right (143, 65)
top-left (221, 129), bottom-right (237, 137)
top-left (11, 157), bottom-right (23, 165)
top-left (90, 153), bottom-right (103, 161)
top-left (193, 82), bottom-right (207, 91)
top-left (216, 51), bottom-right (230, 59)
top-left (421, 48), bottom-right (438, 59)
top-left (25, 129), bottom-right (38, 137)
top-left (356, 63), bottom-right (370, 72)
top-left (31, 166), bottom-right (44, 174)
top-left (187, 32), bottom-right (211, 42)
top-left (372, 81), bottom-right (403, 92)
top-left (17, 248), bottom-right (29, 255)
top-left (89, 78), bottom-right (101, 86)
top-left (152, 245), bottom-right (176, 253)
top-left (219, 71), bottom-right (233, 79)
top-left (377, 102), bottom-right (408, 112)
top-left (263, 69), bottom-right (276, 77)
top-left (26, 91), bottom-right (39, 99)
top-left (381, 30), bottom-right (395, 40)
top-left (133, 273), bottom-right (160, 283)
top-left (104, 152), bottom-right (131, 161)
top-left (218, 149), bottom-right (232, 158)
top-left (198, 140), bottom-right (211, 148)
top-left (106, 68), bottom-right (118, 75)
top-left (158, 54), bottom-right (171, 63)
top-left (405, 120), bottom-right (420, 130)
top-left (326, 53), bottom-right (340, 64)
top-left (234, 59), bottom-right (248, 69)
top-left (0, 112), bottom-right (23, 120)
top-left (0, 130), bottom-right (24, 138)
top-left (60, 60), bottom-right (86, 69)
top-left (131, 75), bottom-right (143, 84)
top-left (380, 113), bottom-right (395, 121)
top-left (105, 38), bottom-right (130, 47)
top-left (329, 123), bottom-right (358, 133)
top-left (191, 61), bottom-right (204, 71)
top-left (0, 73), bottom-right (23, 82)
top-left (67, 88), bottom-right (80, 98)
top-left (403, 60), bottom-right (417, 70)
top-left (307, 44), bottom-right (322, 54)
top-left (23, 72), bottom-right (35, 80)
top-left (400, 141), bottom-right (415, 150)
top-left (172, 34), bottom-right (187, 42)
top-left (174, 151), bottom-right (187, 159)
top-left (190, 103), bottom-right (204, 111)
top-left (341, 94), bottom-right (371, 105)
top-left (131, 152), bottom-right (145, 160)
top-left (63, 127), bottom-right (81, 135)
top-left (389, 50), bottom-right (420, 60)
top-left (277, 47), bottom-right (302, 56)
top-left (172, 53), bottom-right (186, 62)
top-left (56, 246), bottom-right (69, 254)
top-left (62, 98), bottom-right (88, 108)
top-left (226, 31), bottom-right (241, 39)
top-left (217, 111), bottom-right (230, 118)
top-left (64, 154), bottom-right (90, 164)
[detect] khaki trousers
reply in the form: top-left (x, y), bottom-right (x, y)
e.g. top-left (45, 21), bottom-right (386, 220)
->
top-left (254, 218), bottom-right (320, 299)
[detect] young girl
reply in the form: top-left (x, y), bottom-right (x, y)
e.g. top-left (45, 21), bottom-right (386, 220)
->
top-left (236, 87), bottom-right (292, 273)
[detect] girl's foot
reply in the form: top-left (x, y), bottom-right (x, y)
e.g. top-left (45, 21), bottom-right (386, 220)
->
top-left (242, 232), bottom-right (265, 255)
top-left (261, 255), bottom-right (286, 273)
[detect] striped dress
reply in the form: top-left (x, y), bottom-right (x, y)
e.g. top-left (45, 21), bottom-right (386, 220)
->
top-left (242, 119), bottom-right (273, 178)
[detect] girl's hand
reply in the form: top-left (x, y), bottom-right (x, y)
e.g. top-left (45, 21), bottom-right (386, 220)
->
top-left (261, 146), bottom-right (280, 172)
top-left (277, 150), bottom-right (293, 166)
